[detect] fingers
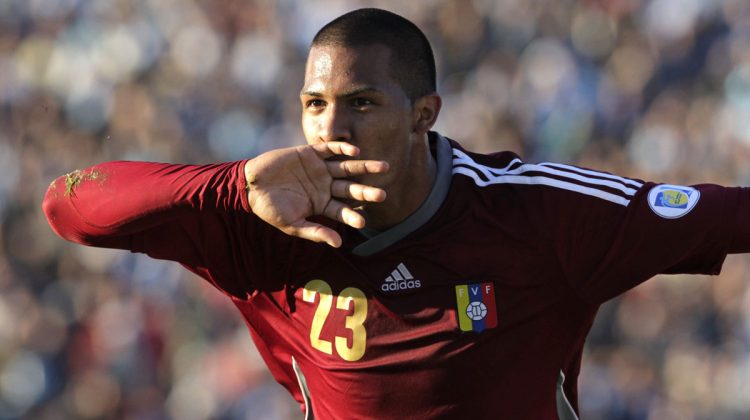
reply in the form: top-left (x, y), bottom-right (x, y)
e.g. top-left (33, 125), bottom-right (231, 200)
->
top-left (326, 160), bottom-right (389, 178)
top-left (322, 200), bottom-right (366, 229)
top-left (331, 180), bottom-right (386, 202)
top-left (289, 221), bottom-right (343, 248)
top-left (311, 142), bottom-right (360, 159)
top-left (287, 199), bottom-right (363, 247)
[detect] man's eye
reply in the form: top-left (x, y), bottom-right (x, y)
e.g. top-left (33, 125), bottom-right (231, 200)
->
top-left (352, 98), bottom-right (373, 108)
top-left (306, 99), bottom-right (325, 109)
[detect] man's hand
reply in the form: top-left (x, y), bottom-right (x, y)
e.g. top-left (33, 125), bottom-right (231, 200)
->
top-left (245, 142), bottom-right (389, 247)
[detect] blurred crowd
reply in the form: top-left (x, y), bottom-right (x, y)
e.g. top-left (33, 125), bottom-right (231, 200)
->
top-left (1, 0), bottom-right (750, 418)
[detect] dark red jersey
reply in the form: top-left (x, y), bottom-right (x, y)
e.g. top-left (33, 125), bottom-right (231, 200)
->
top-left (43, 133), bottom-right (750, 419)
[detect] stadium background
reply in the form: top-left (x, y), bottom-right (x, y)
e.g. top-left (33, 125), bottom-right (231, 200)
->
top-left (1, 0), bottom-right (750, 418)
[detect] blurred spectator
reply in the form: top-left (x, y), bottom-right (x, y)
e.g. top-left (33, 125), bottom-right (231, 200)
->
top-left (2, 0), bottom-right (750, 418)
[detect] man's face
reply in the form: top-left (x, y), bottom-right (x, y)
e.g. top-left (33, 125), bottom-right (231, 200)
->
top-left (301, 43), bottom-right (415, 189)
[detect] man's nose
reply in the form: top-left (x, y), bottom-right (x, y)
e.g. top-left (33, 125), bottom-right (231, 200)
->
top-left (318, 104), bottom-right (351, 142)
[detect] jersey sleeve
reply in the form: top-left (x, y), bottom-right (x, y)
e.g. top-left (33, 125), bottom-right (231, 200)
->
top-left (42, 160), bottom-right (280, 297)
top-left (538, 165), bottom-right (747, 305)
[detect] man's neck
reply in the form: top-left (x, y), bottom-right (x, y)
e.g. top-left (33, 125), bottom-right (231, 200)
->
top-left (362, 135), bottom-right (437, 232)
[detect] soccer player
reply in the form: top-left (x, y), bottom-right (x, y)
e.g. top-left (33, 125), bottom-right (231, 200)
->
top-left (43, 8), bottom-right (750, 419)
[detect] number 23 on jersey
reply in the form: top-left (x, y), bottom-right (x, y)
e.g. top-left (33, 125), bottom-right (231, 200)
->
top-left (302, 279), bottom-right (368, 362)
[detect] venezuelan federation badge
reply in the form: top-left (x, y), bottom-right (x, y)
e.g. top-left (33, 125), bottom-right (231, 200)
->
top-left (647, 184), bottom-right (700, 219)
top-left (455, 283), bottom-right (497, 332)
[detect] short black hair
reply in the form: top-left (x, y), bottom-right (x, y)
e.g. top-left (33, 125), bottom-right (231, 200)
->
top-left (312, 8), bottom-right (436, 101)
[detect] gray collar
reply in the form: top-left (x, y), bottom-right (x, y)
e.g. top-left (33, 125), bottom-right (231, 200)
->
top-left (352, 133), bottom-right (453, 256)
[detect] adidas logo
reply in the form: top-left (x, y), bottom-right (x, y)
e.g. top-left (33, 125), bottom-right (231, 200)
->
top-left (382, 263), bottom-right (422, 292)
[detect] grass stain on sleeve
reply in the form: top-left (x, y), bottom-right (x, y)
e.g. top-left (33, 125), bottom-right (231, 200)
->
top-left (64, 169), bottom-right (106, 196)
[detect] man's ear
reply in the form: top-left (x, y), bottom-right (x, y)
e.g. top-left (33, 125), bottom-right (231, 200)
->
top-left (412, 93), bottom-right (442, 135)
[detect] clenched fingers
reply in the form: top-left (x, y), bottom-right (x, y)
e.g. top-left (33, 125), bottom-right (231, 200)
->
top-left (326, 160), bottom-right (389, 178)
top-left (331, 180), bottom-right (386, 202)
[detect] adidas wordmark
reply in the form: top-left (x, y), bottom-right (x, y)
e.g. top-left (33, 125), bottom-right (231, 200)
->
top-left (382, 263), bottom-right (422, 292)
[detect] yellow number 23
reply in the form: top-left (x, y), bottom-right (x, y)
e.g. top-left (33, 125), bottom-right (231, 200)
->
top-left (302, 280), bottom-right (367, 362)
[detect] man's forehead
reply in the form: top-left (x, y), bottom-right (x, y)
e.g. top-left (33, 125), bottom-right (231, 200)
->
top-left (304, 44), bottom-right (392, 81)
top-left (310, 51), bottom-right (333, 80)
top-left (307, 43), bottom-right (390, 61)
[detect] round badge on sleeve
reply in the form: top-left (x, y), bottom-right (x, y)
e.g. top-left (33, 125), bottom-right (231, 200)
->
top-left (647, 184), bottom-right (700, 219)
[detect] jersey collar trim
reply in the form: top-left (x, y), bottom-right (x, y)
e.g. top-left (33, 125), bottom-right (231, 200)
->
top-left (352, 132), bottom-right (452, 257)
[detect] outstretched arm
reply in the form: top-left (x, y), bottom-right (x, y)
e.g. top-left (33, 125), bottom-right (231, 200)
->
top-left (43, 141), bottom-right (388, 255)
top-left (43, 160), bottom-right (249, 250)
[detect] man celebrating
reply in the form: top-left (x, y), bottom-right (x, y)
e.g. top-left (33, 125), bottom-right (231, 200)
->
top-left (43, 8), bottom-right (750, 419)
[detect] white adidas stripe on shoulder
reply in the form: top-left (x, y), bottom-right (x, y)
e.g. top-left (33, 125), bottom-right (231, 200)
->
top-left (451, 149), bottom-right (642, 207)
top-left (539, 162), bottom-right (643, 189)
top-left (510, 163), bottom-right (639, 196)
top-left (452, 149), bottom-right (520, 174)
top-left (453, 167), bottom-right (633, 206)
